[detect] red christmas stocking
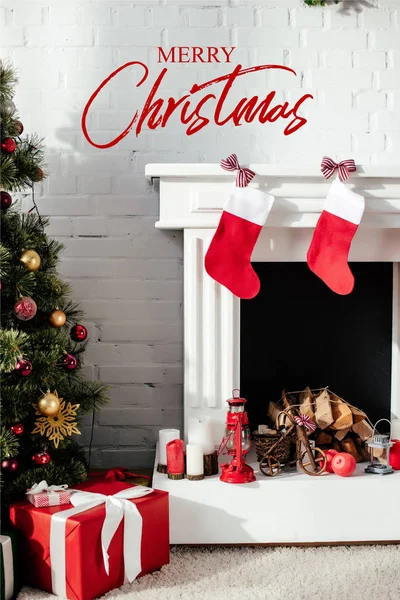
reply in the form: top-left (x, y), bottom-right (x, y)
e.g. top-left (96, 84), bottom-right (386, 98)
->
top-left (205, 185), bottom-right (274, 299)
top-left (307, 179), bottom-right (365, 295)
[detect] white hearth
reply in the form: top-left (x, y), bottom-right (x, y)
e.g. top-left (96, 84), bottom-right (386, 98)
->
top-left (147, 164), bottom-right (400, 544)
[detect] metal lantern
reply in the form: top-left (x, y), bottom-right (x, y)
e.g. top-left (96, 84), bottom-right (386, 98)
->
top-left (365, 419), bottom-right (394, 476)
top-left (218, 389), bottom-right (256, 484)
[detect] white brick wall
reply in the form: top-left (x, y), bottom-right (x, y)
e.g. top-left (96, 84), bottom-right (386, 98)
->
top-left (2, 0), bottom-right (400, 467)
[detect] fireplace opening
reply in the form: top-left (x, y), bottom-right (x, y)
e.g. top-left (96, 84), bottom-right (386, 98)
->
top-left (240, 262), bottom-right (393, 432)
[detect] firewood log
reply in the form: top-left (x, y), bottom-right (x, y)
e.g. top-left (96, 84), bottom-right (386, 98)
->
top-left (332, 440), bottom-right (342, 453)
top-left (352, 419), bottom-right (373, 441)
top-left (350, 405), bottom-right (368, 424)
top-left (340, 437), bottom-right (362, 463)
top-left (299, 386), bottom-right (314, 419)
top-left (330, 394), bottom-right (353, 430)
top-left (316, 431), bottom-right (333, 446)
top-left (314, 390), bottom-right (334, 429)
top-left (335, 427), bottom-right (351, 441)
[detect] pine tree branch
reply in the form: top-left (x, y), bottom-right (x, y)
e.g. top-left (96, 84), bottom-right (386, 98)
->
top-left (0, 155), bottom-right (17, 190)
top-left (0, 244), bottom-right (12, 278)
top-left (0, 136), bottom-right (47, 192)
top-left (0, 329), bottom-right (29, 372)
top-left (68, 378), bottom-right (110, 412)
top-left (4, 460), bottom-right (87, 501)
top-left (0, 427), bottom-right (20, 461)
top-left (0, 61), bottom-right (18, 103)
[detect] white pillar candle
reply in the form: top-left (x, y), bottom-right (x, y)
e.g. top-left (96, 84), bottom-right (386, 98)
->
top-left (392, 419), bottom-right (400, 440)
top-left (188, 418), bottom-right (215, 455)
top-left (159, 429), bottom-right (180, 465)
top-left (186, 444), bottom-right (204, 476)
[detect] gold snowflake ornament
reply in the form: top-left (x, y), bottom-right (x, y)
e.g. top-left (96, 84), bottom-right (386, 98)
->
top-left (32, 400), bottom-right (81, 448)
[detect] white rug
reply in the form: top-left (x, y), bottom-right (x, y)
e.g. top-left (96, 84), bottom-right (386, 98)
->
top-left (18, 545), bottom-right (400, 600)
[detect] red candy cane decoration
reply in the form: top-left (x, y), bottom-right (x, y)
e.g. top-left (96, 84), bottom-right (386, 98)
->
top-left (220, 153), bottom-right (256, 187)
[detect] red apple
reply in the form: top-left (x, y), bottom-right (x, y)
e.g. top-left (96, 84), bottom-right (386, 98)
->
top-left (324, 449), bottom-right (339, 473)
top-left (332, 452), bottom-right (356, 477)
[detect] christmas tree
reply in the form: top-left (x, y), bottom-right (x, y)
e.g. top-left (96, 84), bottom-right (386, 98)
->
top-left (0, 61), bottom-right (108, 503)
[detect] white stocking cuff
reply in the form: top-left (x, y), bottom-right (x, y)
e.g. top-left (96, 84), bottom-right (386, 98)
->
top-left (324, 179), bottom-right (365, 225)
top-left (224, 185), bottom-right (274, 226)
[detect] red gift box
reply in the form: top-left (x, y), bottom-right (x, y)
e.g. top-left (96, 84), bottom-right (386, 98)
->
top-left (10, 479), bottom-right (169, 600)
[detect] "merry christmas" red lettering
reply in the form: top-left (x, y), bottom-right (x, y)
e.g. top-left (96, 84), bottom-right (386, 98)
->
top-left (81, 62), bottom-right (314, 149)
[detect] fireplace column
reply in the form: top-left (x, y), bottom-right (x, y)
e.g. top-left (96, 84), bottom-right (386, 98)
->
top-left (184, 229), bottom-right (240, 442)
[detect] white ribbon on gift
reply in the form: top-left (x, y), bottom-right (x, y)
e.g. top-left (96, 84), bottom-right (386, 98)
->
top-left (0, 535), bottom-right (14, 600)
top-left (26, 480), bottom-right (69, 505)
top-left (49, 485), bottom-right (154, 597)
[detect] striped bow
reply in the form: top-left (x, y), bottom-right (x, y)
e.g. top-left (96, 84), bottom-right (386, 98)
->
top-left (321, 157), bottom-right (356, 182)
top-left (220, 153), bottom-right (256, 187)
top-left (294, 415), bottom-right (317, 433)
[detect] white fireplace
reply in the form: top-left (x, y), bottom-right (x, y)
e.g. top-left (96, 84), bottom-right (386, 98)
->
top-left (147, 164), bottom-right (400, 544)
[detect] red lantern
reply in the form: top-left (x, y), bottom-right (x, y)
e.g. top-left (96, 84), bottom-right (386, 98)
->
top-left (218, 389), bottom-right (255, 484)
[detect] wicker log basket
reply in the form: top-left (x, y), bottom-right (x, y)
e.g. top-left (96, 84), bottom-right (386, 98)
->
top-left (253, 431), bottom-right (292, 464)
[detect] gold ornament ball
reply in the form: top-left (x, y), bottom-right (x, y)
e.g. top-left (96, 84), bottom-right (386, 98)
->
top-left (20, 249), bottom-right (41, 272)
top-left (49, 309), bottom-right (67, 328)
top-left (37, 392), bottom-right (60, 416)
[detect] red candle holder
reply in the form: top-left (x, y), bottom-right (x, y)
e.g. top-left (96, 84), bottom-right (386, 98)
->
top-left (167, 439), bottom-right (184, 480)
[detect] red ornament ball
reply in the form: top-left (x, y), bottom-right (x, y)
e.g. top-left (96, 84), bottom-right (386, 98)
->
top-left (15, 359), bottom-right (33, 377)
top-left (1, 138), bottom-right (17, 153)
top-left (15, 120), bottom-right (24, 135)
top-left (1, 191), bottom-right (12, 210)
top-left (33, 451), bottom-right (51, 465)
top-left (1, 458), bottom-right (19, 473)
top-left (331, 452), bottom-right (356, 477)
top-left (63, 353), bottom-right (77, 370)
top-left (70, 324), bottom-right (88, 342)
top-left (11, 423), bottom-right (24, 435)
top-left (14, 296), bottom-right (37, 321)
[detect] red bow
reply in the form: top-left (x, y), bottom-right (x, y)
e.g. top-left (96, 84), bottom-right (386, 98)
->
top-left (88, 467), bottom-right (150, 482)
top-left (321, 157), bottom-right (356, 182)
top-left (220, 153), bottom-right (256, 187)
top-left (294, 415), bottom-right (317, 433)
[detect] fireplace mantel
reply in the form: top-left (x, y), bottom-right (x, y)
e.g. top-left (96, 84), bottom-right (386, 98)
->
top-left (148, 163), bottom-right (400, 545)
top-left (146, 163), bottom-right (400, 230)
